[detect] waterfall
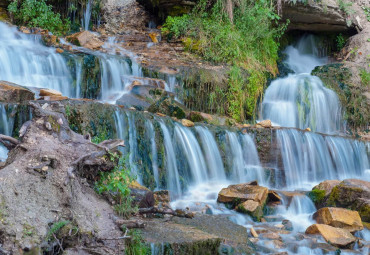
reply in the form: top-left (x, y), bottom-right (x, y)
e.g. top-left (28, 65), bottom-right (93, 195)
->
top-left (0, 104), bottom-right (16, 161)
top-left (83, 0), bottom-right (92, 31)
top-left (0, 22), bottom-right (76, 97)
top-left (261, 35), bottom-right (344, 134)
top-left (277, 129), bottom-right (370, 190)
top-left (145, 120), bottom-right (159, 189)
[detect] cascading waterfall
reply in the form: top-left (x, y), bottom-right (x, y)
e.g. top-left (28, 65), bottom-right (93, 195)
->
top-left (83, 0), bottom-right (92, 31)
top-left (261, 35), bottom-right (344, 134)
top-left (0, 22), bottom-right (77, 97)
top-left (277, 129), bottom-right (370, 190)
top-left (0, 104), bottom-right (15, 161)
top-left (145, 120), bottom-right (160, 189)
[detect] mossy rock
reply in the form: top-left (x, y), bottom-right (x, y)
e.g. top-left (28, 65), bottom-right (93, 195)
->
top-left (148, 96), bottom-right (187, 119)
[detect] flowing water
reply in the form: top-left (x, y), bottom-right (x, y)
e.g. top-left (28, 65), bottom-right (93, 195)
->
top-left (261, 35), bottom-right (344, 134)
top-left (0, 104), bottom-right (16, 161)
top-left (83, 0), bottom-right (92, 31)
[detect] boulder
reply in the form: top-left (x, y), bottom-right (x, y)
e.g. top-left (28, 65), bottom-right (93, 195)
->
top-left (148, 96), bottom-right (187, 119)
top-left (0, 81), bottom-right (34, 103)
top-left (125, 77), bottom-right (166, 90)
top-left (39, 96), bottom-right (68, 101)
top-left (217, 183), bottom-right (269, 205)
top-left (281, 0), bottom-right (350, 32)
top-left (237, 200), bottom-right (263, 220)
top-left (39, 88), bottom-right (63, 97)
top-left (313, 207), bottom-right (363, 233)
top-left (256, 120), bottom-right (272, 128)
top-left (66, 31), bottom-right (104, 50)
top-left (181, 119), bottom-right (194, 127)
top-left (129, 181), bottom-right (155, 208)
top-left (305, 224), bottom-right (356, 248)
top-left (325, 179), bottom-right (370, 222)
top-left (313, 180), bottom-right (341, 196)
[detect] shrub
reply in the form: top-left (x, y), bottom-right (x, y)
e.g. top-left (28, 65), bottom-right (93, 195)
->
top-left (95, 155), bottom-right (137, 219)
top-left (162, 0), bottom-right (287, 121)
top-left (8, 0), bottom-right (70, 36)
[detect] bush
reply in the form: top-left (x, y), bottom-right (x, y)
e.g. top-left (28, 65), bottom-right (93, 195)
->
top-left (162, 0), bottom-right (287, 121)
top-left (8, 0), bottom-right (70, 36)
top-left (95, 155), bottom-right (137, 219)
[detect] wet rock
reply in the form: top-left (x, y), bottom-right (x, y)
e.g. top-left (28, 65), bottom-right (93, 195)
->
top-left (313, 180), bottom-right (341, 196)
top-left (237, 200), bottom-right (263, 220)
top-left (129, 181), bottom-right (155, 208)
top-left (0, 81), bottom-right (34, 103)
top-left (268, 190), bottom-right (282, 204)
top-left (181, 119), bottom-right (194, 127)
top-left (126, 77), bottom-right (166, 90)
top-left (38, 96), bottom-right (68, 101)
top-left (323, 179), bottom-right (370, 222)
top-left (313, 207), bottom-right (363, 233)
top-left (250, 227), bottom-right (258, 238)
top-left (66, 31), bottom-right (104, 50)
top-left (282, 219), bottom-right (293, 231)
top-left (305, 224), bottom-right (356, 248)
top-left (148, 96), bottom-right (187, 119)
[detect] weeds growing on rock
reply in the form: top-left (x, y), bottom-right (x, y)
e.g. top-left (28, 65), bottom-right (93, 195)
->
top-left (125, 229), bottom-right (149, 255)
top-left (95, 155), bottom-right (138, 219)
top-left (162, 0), bottom-right (287, 121)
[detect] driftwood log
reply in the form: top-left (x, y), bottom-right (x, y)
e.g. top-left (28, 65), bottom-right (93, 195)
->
top-left (139, 207), bottom-right (195, 219)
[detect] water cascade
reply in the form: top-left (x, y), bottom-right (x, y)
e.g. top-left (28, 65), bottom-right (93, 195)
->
top-left (83, 0), bottom-right (92, 31)
top-left (261, 35), bottom-right (344, 134)
top-left (0, 104), bottom-right (16, 161)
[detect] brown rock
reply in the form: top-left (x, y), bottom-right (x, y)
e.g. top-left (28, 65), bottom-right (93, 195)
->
top-left (313, 207), bottom-right (363, 233)
top-left (217, 183), bottom-right (268, 204)
top-left (56, 48), bottom-right (64, 54)
top-left (126, 77), bottom-right (166, 90)
top-left (181, 119), bottom-right (194, 127)
top-left (0, 81), bottom-right (34, 103)
top-left (305, 224), bottom-right (356, 248)
top-left (256, 120), bottom-right (272, 128)
top-left (66, 31), bottom-right (104, 50)
top-left (39, 88), bottom-right (63, 97)
top-left (237, 200), bottom-right (263, 219)
top-left (153, 190), bottom-right (170, 204)
top-left (39, 96), bottom-right (68, 101)
top-left (260, 232), bottom-right (282, 240)
top-left (268, 190), bottom-right (282, 203)
top-left (313, 180), bottom-right (341, 196)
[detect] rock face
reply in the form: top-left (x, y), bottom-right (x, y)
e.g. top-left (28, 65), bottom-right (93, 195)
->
top-left (39, 88), bottom-right (63, 97)
top-left (148, 96), bottom-right (187, 119)
top-left (66, 31), bottom-right (104, 50)
top-left (0, 81), bottom-right (34, 103)
top-left (312, 179), bottom-right (370, 222)
top-left (305, 224), bottom-right (356, 248)
top-left (137, 0), bottom-right (196, 20)
top-left (313, 207), bottom-right (363, 233)
top-left (281, 0), bottom-right (350, 32)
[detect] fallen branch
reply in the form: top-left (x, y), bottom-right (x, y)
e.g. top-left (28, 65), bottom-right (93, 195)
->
top-left (0, 134), bottom-right (20, 150)
top-left (115, 219), bottom-right (146, 229)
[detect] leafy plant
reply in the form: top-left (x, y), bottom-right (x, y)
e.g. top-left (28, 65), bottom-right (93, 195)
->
top-left (95, 156), bottom-right (137, 219)
top-left (125, 230), bottom-right (149, 255)
top-left (162, 0), bottom-right (287, 121)
top-left (46, 220), bottom-right (71, 241)
top-left (363, 6), bottom-right (370, 22)
top-left (336, 33), bottom-right (346, 50)
top-left (359, 69), bottom-right (370, 86)
top-left (8, 0), bottom-right (70, 36)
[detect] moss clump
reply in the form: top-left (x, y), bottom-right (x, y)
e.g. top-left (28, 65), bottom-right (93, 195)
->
top-left (308, 189), bottom-right (326, 204)
top-left (148, 96), bottom-right (186, 119)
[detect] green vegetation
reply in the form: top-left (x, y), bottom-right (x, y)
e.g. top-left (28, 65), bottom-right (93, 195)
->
top-left (362, 6), bottom-right (370, 22)
top-left (22, 223), bottom-right (35, 237)
top-left (336, 33), bottom-right (346, 50)
top-left (359, 69), bottom-right (370, 86)
top-left (162, 0), bottom-right (287, 121)
top-left (8, 0), bottom-right (70, 36)
top-left (95, 155), bottom-right (137, 219)
top-left (125, 229), bottom-right (150, 255)
top-left (308, 189), bottom-right (326, 204)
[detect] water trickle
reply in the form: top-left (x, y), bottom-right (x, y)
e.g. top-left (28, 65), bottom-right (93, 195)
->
top-left (145, 120), bottom-right (160, 189)
top-left (83, 0), bottom-right (92, 31)
top-left (0, 104), bottom-right (16, 161)
top-left (261, 35), bottom-right (344, 134)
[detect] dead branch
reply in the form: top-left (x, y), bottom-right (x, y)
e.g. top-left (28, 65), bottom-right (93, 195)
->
top-left (0, 134), bottom-right (20, 150)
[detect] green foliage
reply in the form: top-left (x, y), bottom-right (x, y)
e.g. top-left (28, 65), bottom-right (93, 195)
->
top-left (8, 0), bottom-right (70, 36)
top-left (337, 0), bottom-right (355, 15)
top-left (162, 0), bottom-right (287, 121)
top-left (95, 155), bottom-right (137, 219)
top-left (91, 128), bottom-right (109, 144)
top-left (336, 33), bottom-right (346, 50)
top-left (359, 69), bottom-right (370, 86)
top-left (125, 230), bottom-right (149, 255)
top-left (362, 6), bottom-right (370, 22)
top-left (46, 220), bottom-right (70, 241)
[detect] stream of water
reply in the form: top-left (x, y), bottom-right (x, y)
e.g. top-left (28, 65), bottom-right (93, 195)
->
top-left (0, 20), bottom-right (368, 253)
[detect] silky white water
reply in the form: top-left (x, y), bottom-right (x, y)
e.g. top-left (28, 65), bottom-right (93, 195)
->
top-left (261, 35), bottom-right (344, 134)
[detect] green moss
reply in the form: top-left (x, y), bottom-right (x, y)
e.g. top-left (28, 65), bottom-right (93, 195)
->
top-left (326, 186), bottom-right (339, 207)
top-left (308, 189), bottom-right (326, 204)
